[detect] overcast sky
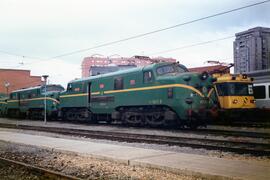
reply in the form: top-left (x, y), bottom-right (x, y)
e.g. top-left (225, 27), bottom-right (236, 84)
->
top-left (0, 0), bottom-right (269, 87)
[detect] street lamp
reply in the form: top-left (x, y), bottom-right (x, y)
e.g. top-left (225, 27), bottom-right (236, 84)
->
top-left (4, 82), bottom-right (10, 96)
top-left (42, 75), bottom-right (49, 124)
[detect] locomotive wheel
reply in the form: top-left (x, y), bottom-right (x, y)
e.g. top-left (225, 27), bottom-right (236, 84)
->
top-left (122, 112), bottom-right (144, 126)
top-left (145, 112), bottom-right (166, 127)
top-left (64, 110), bottom-right (76, 121)
top-left (76, 109), bottom-right (89, 121)
top-left (77, 113), bottom-right (86, 121)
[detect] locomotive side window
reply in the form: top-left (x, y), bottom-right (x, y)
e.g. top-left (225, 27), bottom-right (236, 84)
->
top-left (10, 93), bottom-right (17, 99)
top-left (269, 85), bottom-right (270, 98)
top-left (253, 86), bottom-right (266, 99)
top-left (67, 83), bottom-right (72, 91)
top-left (143, 71), bottom-right (153, 83)
top-left (114, 77), bottom-right (123, 90)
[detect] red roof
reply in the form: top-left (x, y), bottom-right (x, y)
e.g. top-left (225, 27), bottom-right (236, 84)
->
top-left (188, 65), bottom-right (229, 73)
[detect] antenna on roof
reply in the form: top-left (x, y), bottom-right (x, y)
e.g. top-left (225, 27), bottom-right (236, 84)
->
top-left (205, 60), bottom-right (234, 75)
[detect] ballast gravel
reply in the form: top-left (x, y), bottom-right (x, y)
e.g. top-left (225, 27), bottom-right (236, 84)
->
top-left (0, 141), bottom-right (215, 180)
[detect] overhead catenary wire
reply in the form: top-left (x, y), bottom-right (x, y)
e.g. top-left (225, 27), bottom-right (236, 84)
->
top-left (0, 50), bottom-right (42, 60)
top-left (148, 36), bottom-right (235, 56)
top-left (0, 35), bottom-right (234, 70)
top-left (48, 0), bottom-right (270, 59)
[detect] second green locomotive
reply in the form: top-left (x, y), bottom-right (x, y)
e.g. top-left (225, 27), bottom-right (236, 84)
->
top-left (7, 85), bottom-right (64, 119)
top-left (60, 62), bottom-right (213, 128)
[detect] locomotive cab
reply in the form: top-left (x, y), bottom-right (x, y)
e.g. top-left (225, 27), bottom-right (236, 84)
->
top-left (146, 62), bottom-right (213, 128)
top-left (208, 73), bottom-right (256, 121)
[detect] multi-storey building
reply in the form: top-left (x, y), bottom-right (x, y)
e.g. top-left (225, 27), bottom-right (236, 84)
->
top-left (234, 27), bottom-right (270, 73)
top-left (81, 55), bottom-right (176, 77)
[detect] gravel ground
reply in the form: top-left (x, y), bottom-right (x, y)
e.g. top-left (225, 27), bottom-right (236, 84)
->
top-left (0, 161), bottom-right (42, 180)
top-left (0, 141), bottom-right (218, 180)
top-left (1, 127), bottom-right (269, 163)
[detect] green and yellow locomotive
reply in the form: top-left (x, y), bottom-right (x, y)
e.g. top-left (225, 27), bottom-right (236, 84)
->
top-left (60, 62), bottom-right (213, 128)
top-left (7, 85), bottom-right (64, 119)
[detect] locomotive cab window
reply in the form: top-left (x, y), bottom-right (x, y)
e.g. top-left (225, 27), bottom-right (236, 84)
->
top-left (216, 83), bottom-right (253, 96)
top-left (157, 64), bottom-right (188, 76)
top-left (157, 65), bottom-right (174, 75)
top-left (114, 77), bottom-right (123, 90)
top-left (143, 71), bottom-right (153, 83)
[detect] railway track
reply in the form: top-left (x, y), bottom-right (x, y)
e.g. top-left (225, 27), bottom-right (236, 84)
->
top-left (56, 120), bottom-right (270, 139)
top-left (192, 128), bottom-right (270, 139)
top-left (0, 157), bottom-right (80, 180)
top-left (210, 121), bottom-right (270, 128)
top-left (0, 122), bottom-right (269, 156)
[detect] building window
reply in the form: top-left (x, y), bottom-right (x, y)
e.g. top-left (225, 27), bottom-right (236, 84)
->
top-left (114, 77), bottom-right (123, 90)
top-left (253, 86), bottom-right (266, 99)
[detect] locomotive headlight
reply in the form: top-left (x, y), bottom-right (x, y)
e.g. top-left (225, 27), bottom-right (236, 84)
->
top-left (232, 99), bottom-right (238, 104)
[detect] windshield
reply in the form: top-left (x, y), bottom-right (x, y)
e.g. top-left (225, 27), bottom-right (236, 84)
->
top-left (216, 83), bottom-right (253, 96)
top-left (156, 64), bottom-right (188, 75)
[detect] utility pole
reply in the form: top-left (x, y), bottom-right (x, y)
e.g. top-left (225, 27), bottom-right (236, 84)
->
top-left (42, 75), bottom-right (49, 124)
top-left (4, 82), bottom-right (10, 96)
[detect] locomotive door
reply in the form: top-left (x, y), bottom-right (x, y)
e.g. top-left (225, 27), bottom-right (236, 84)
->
top-left (18, 93), bottom-right (21, 106)
top-left (88, 82), bottom-right (91, 107)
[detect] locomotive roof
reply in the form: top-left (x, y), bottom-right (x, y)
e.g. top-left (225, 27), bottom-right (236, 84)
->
top-left (12, 86), bottom-right (42, 93)
top-left (70, 62), bottom-right (178, 83)
top-left (11, 84), bottom-right (63, 93)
